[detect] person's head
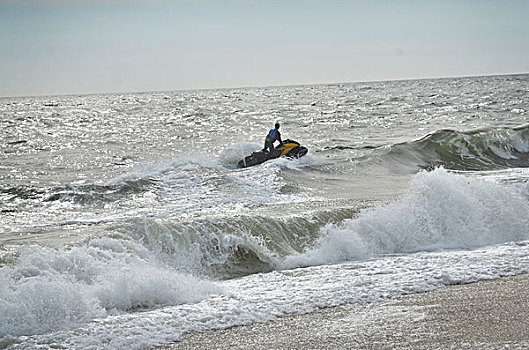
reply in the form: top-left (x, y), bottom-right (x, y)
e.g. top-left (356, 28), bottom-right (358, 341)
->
top-left (275, 123), bottom-right (280, 129)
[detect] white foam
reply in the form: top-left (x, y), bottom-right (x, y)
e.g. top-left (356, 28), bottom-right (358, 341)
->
top-left (108, 154), bottom-right (222, 186)
top-left (283, 167), bottom-right (529, 268)
top-left (268, 153), bottom-right (317, 170)
top-left (0, 238), bottom-right (221, 337)
top-left (218, 142), bottom-right (262, 169)
top-left (105, 150), bottom-right (307, 219)
top-left (11, 243), bottom-right (529, 349)
top-left (487, 128), bottom-right (529, 159)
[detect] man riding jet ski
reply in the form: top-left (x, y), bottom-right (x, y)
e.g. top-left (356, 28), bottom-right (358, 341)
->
top-left (238, 123), bottom-right (308, 168)
top-left (263, 123), bottom-right (283, 153)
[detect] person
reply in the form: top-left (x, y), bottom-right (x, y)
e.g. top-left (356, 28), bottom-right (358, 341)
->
top-left (262, 123), bottom-right (283, 153)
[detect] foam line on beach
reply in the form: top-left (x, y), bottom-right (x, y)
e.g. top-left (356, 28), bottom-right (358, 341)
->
top-left (161, 274), bottom-right (529, 349)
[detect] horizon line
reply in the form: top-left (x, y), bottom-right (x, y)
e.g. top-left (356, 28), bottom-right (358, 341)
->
top-left (2, 71), bottom-right (528, 100)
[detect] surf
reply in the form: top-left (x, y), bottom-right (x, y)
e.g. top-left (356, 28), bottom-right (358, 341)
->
top-left (0, 237), bottom-right (221, 337)
top-left (283, 167), bottom-right (529, 268)
top-left (375, 125), bottom-right (529, 172)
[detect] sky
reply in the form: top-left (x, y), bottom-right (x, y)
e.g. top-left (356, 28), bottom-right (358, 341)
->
top-left (1, 0), bottom-right (528, 97)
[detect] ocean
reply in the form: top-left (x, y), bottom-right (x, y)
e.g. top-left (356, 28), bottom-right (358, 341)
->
top-left (1, 74), bottom-right (529, 349)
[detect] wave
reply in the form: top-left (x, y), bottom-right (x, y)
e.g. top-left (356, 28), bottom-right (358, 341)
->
top-left (0, 238), bottom-right (221, 337)
top-left (0, 204), bottom-right (358, 338)
top-left (283, 167), bottom-right (529, 268)
top-left (7, 165), bottom-right (529, 283)
top-left (378, 125), bottom-right (529, 171)
top-left (112, 166), bottom-right (529, 277)
top-left (1, 145), bottom-right (316, 213)
top-left (1, 154), bottom-right (227, 210)
top-left (1, 155), bottom-right (230, 213)
top-left (0, 179), bottom-right (155, 208)
top-left (2, 167), bottom-right (529, 339)
top-left (123, 206), bottom-right (360, 278)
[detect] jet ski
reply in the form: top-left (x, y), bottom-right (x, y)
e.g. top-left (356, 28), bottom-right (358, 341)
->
top-left (238, 139), bottom-right (308, 168)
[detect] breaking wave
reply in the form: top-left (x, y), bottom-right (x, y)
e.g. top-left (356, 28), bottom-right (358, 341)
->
top-left (100, 167), bottom-right (529, 280)
top-left (284, 167), bottom-right (529, 268)
top-left (375, 125), bottom-right (529, 171)
top-left (122, 206), bottom-right (360, 278)
top-left (0, 238), bottom-right (221, 337)
top-left (3, 136), bottom-right (529, 339)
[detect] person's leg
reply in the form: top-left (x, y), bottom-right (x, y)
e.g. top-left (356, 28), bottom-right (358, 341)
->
top-left (263, 138), bottom-right (272, 152)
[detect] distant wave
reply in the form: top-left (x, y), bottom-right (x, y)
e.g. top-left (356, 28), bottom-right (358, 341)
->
top-left (379, 125), bottom-right (529, 171)
top-left (0, 178), bottom-right (155, 208)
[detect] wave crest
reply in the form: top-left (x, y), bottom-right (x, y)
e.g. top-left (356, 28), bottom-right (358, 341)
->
top-left (283, 167), bottom-right (529, 268)
top-left (125, 207), bottom-right (360, 278)
top-left (0, 238), bottom-right (221, 337)
top-left (381, 125), bottom-right (529, 171)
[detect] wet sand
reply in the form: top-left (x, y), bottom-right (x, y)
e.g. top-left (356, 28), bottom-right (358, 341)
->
top-left (160, 274), bottom-right (529, 349)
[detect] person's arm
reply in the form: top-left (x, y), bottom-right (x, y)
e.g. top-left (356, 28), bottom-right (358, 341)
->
top-left (278, 131), bottom-right (283, 144)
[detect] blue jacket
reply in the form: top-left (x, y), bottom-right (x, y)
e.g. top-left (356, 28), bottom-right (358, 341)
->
top-left (267, 128), bottom-right (281, 143)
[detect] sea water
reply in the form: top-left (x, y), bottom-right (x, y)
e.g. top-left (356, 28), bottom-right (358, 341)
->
top-left (1, 74), bottom-right (529, 348)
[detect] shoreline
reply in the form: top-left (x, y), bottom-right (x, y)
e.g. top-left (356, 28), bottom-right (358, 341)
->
top-left (159, 273), bottom-right (529, 349)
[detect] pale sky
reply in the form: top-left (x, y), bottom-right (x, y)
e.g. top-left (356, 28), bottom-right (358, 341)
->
top-left (1, 0), bottom-right (528, 97)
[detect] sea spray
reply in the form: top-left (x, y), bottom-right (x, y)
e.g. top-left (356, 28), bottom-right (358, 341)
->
top-left (218, 143), bottom-right (262, 169)
top-left (0, 238), bottom-right (221, 337)
top-left (283, 167), bottom-right (529, 268)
